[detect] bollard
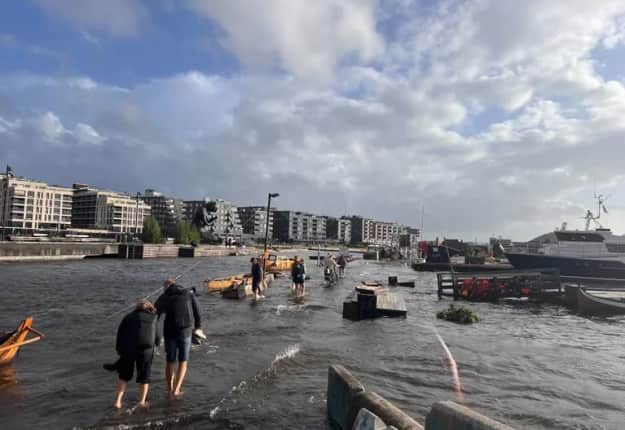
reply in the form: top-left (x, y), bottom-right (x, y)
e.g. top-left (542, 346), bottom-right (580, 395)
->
top-left (388, 276), bottom-right (398, 286)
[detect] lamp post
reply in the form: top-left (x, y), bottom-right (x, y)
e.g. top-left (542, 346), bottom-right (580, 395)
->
top-left (264, 192), bottom-right (279, 252)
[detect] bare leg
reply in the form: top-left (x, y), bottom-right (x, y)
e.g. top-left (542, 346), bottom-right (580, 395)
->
top-left (166, 362), bottom-right (175, 393)
top-left (114, 379), bottom-right (127, 409)
top-left (138, 383), bottom-right (149, 407)
top-left (172, 361), bottom-right (188, 396)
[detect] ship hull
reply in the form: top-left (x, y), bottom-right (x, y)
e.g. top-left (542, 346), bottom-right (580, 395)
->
top-left (505, 252), bottom-right (625, 282)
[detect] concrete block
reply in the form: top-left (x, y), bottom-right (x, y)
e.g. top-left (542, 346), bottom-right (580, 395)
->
top-left (353, 408), bottom-right (388, 430)
top-left (351, 392), bottom-right (423, 430)
top-left (327, 365), bottom-right (366, 430)
top-left (425, 401), bottom-right (514, 430)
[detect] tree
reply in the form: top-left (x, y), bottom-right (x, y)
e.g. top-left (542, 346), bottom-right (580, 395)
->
top-left (142, 216), bottom-right (162, 244)
top-left (189, 225), bottom-right (201, 245)
top-left (175, 220), bottom-right (201, 245)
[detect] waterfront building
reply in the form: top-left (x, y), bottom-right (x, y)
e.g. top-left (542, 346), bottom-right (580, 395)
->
top-left (237, 206), bottom-right (273, 239)
top-left (326, 217), bottom-right (352, 244)
top-left (72, 185), bottom-right (151, 233)
top-left (184, 198), bottom-right (242, 241)
top-left (0, 175), bottom-right (73, 232)
top-left (399, 227), bottom-right (420, 248)
top-left (349, 215), bottom-right (407, 246)
top-left (273, 210), bottom-right (327, 242)
top-left (141, 189), bottom-right (184, 237)
top-left (349, 216), bottom-right (374, 245)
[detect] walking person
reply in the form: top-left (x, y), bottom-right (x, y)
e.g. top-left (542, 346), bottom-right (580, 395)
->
top-left (337, 254), bottom-right (347, 277)
top-left (105, 299), bottom-right (159, 409)
top-left (290, 255), bottom-right (299, 293)
top-left (155, 279), bottom-right (202, 398)
top-left (292, 257), bottom-right (306, 297)
top-left (251, 257), bottom-right (264, 300)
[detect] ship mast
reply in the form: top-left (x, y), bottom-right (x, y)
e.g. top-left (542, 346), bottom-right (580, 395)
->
top-left (584, 193), bottom-right (609, 231)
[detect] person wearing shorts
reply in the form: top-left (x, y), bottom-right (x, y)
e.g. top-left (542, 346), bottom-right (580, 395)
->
top-left (155, 279), bottom-right (202, 398)
top-left (110, 299), bottom-right (159, 409)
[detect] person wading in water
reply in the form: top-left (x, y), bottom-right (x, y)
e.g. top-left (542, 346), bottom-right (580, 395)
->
top-left (155, 279), bottom-right (202, 398)
top-left (251, 257), bottom-right (264, 300)
top-left (105, 299), bottom-right (159, 409)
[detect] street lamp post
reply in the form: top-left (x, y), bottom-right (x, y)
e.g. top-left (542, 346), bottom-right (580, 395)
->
top-left (264, 192), bottom-right (279, 252)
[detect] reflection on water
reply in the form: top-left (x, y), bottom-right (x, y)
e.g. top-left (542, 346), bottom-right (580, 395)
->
top-left (1, 256), bottom-right (625, 429)
top-left (0, 365), bottom-right (17, 387)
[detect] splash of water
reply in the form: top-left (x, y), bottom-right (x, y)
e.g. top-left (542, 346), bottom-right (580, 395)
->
top-left (272, 344), bottom-right (300, 365)
top-left (209, 344), bottom-right (301, 420)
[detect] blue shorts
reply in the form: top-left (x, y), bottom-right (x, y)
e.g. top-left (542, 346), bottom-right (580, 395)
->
top-left (165, 335), bottom-right (191, 363)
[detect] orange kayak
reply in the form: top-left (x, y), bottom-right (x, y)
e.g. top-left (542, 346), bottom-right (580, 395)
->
top-left (0, 317), bottom-right (44, 366)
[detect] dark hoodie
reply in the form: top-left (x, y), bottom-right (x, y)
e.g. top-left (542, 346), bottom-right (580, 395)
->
top-left (116, 309), bottom-right (159, 356)
top-left (155, 284), bottom-right (201, 338)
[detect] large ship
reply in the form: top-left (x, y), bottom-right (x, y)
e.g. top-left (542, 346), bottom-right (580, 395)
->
top-left (504, 194), bottom-right (625, 283)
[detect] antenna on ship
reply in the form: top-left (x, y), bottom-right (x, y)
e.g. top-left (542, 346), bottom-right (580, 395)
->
top-left (583, 192), bottom-right (610, 231)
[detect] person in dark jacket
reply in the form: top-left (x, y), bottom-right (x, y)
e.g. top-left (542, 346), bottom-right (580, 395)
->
top-left (251, 257), bottom-right (264, 300)
top-left (111, 299), bottom-right (159, 409)
top-left (155, 279), bottom-right (202, 397)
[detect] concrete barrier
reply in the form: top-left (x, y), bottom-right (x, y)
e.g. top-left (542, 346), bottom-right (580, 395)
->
top-left (351, 392), bottom-right (423, 430)
top-left (425, 401), bottom-right (514, 430)
top-left (0, 242), bottom-right (118, 261)
top-left (328, 365), bottom-right (515, 430)
top-left (328, 364), bottom-right (366, 430)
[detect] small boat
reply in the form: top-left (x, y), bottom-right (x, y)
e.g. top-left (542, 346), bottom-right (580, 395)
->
top-left (0, 317), bottom-right (44, 366)
top-left (577, 287), bottom-right (625, 316)
top-left (206, 274), bottom-right (252, 292)
top-left (264, 253), bottom-right (295, 273)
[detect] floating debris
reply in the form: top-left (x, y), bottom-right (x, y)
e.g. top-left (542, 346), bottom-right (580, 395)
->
top-left (436, 304), bottom-right (479, 324)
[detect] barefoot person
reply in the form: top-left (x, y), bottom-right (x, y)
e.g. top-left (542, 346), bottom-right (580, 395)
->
top-left (107, 300), bottom-right (159, 409)
top-left (155, 279), bottom-right (202, 397)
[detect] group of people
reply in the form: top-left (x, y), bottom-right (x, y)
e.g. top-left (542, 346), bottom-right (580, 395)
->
top-left (105, 279), bottom-right (202, 409)
top-left (323, 254), bottom-right (347, 283)
top-left (107, 253), bottom-right (348, 408)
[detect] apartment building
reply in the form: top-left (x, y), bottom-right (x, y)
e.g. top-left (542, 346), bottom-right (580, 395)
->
top-left (0, 175), bottom-right (73, 231)
top-left (273, 211), bottom-right (327, 242)
top-left (184, 198), bottom-right (242, 240)
top-left (237, 206), bottom-right (273, 239)
top-left (326, 217), bottom-right (352, 244)
top-left (72, 185), bottom-right (150, 233)
top-left (141, 189), bottom-right (184, 237)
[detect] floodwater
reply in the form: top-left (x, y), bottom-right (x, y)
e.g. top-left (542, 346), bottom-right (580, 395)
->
top-left (1, 255), bottom-right (624, 429)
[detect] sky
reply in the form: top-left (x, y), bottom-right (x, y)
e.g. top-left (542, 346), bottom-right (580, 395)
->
top-left (2, 0), bottom-right (625, 241)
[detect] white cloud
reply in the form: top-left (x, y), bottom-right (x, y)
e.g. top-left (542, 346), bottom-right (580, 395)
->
top-left (5, 1), bottom-right (625, 240)
top-left (33, 112), bottom-right (66, 144)
top-left (186, 0), bottom-right (384, 80)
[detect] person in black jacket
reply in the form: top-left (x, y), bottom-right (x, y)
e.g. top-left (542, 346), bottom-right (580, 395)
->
top-left (155, 279), bottom-right (202, 397)
top-left (111, 299), bottom-right (159, 409)
top-left (251, 257), bottom-right (264, 300)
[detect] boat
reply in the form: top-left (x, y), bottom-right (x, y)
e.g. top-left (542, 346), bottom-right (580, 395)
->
top-left (263, 253), bottom-right (295, 273)
top-left (576, 287), bottom-right (625, 316)
top-left (0, 317), bottom-right (44, 366)
top-left (505, 195), bottom-right (625, 283)
top-left (206, 274), bottom-right (252, 292)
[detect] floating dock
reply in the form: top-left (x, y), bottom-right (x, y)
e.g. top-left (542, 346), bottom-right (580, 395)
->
top-left (436, 269), bottom-right (561, 301)
top-left (343, 283), bottom-right (407, 320)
